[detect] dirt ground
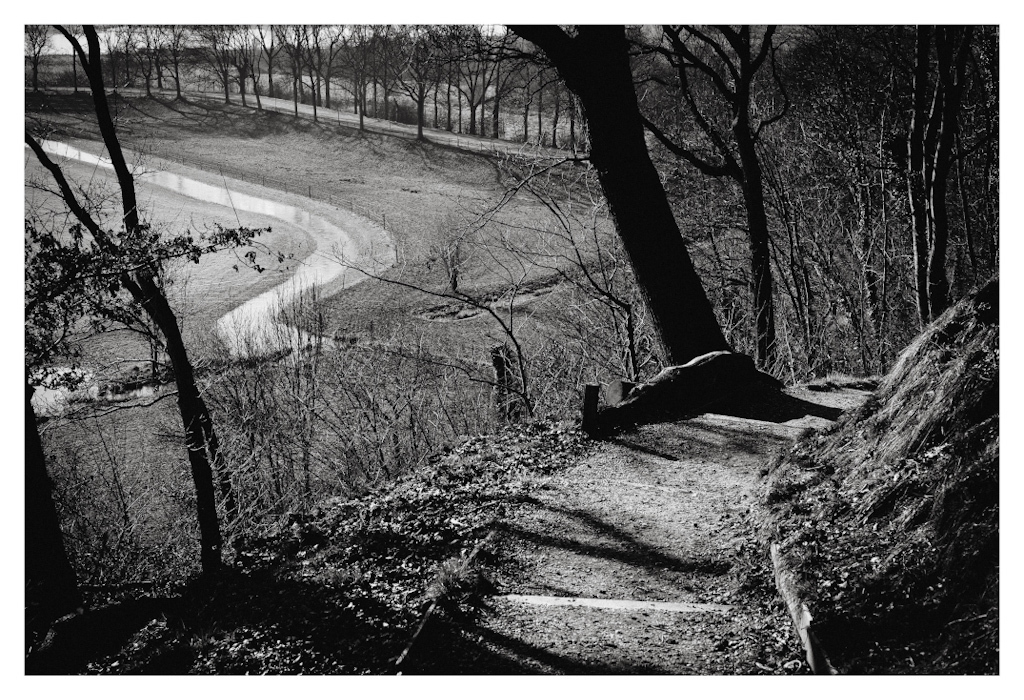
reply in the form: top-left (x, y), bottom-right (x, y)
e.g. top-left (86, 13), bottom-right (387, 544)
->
top-left (402, 386), bottom-right (871, 674)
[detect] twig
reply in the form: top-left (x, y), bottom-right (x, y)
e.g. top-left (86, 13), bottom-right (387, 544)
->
top-left (79, 580), bottom-right (155, 592)
top-left (394, 531), bottom-right (495, 670)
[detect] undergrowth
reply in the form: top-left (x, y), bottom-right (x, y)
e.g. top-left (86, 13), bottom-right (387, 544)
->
top-left (67, 420), bottom-right (590, 674)
top-left (757, 279), bottom-right (999, 674)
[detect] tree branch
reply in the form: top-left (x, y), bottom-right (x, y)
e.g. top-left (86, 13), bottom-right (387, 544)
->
top-left (639, 115), bottom-right (733, 177)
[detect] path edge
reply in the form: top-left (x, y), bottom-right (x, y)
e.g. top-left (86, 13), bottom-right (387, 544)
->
top-left (770, 541), bottom-right (838, 675)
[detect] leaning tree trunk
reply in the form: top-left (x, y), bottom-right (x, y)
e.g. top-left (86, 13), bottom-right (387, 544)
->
top-left (510, 25), bottom-right (730, 364)
top-left (59, 25), bottom-right (226, 574)
top-left (25, 383), bottom-right (81, 640)
top-left (927, 26), bottom-right (974, 320)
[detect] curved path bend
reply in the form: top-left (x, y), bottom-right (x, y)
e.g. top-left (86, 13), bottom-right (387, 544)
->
top-left (32, 140), bottom-right (393, 357)
top-left (28, 140), bottom-right (393, 414)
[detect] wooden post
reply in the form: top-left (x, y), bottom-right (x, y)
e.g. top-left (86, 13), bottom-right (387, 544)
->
top-left (582, 383), bottom-right (600, 436)
top-left (602, 380), bottom-right (636, 406)
top-left (491, 344), bottom-right (515, 422)
top-left (771, 543), bottom-right (837, 674)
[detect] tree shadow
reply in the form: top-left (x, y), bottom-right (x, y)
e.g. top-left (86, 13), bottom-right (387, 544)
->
top-left (598, 382), bottom-right (845, 442)
top-left (706, 382), bottom-right (844, 423)
top-left (402, 617), bottom-right (669, 674)
top-left (611, 418), bottom-right (793, 460)
top-left (494, 499), bottom-right (732, 578)
top-left (26, 565), bottom-right (413, 675)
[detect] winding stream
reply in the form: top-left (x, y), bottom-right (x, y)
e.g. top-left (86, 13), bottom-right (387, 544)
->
top-left (28, 140), bottom-right (393, 413)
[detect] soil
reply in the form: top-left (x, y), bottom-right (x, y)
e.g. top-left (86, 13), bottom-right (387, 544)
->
top-left (401, 386), bottom-right (872, 674)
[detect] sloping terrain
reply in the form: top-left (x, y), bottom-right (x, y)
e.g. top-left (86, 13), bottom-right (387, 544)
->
top-left (759, 279), bottom-right (999, 673)
top-left (36, 383), bottom-right (872, 675)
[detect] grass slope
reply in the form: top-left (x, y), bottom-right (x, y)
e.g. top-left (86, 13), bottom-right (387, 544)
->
top-left (759, 278), bottom-right (999, 673)
top-left (26, 92), bottom-right (597, 372)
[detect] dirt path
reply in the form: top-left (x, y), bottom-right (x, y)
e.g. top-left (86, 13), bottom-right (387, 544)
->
top-left (407, 387), bottom-right (870, 674)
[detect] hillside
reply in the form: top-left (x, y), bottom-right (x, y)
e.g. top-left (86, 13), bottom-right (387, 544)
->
top-left (759, 278), bottom-right (999, 673)
top-left (26, 92), bottom-right (626, 397)
top-left (25, 90), bottom-right (999, 676)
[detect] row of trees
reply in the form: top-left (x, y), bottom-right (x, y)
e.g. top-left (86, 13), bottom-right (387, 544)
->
top-left (27, 24), bottom-right (588, 147)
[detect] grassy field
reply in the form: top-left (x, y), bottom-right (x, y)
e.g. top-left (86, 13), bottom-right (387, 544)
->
top-left (26, 149), bottom-right (317, 364)
top-left (27, 93), bottom-right (612, 371)
top-left (26, 92), bottom-right (640, 587)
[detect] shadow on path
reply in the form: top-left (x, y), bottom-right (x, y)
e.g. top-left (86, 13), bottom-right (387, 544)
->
top-left (404, 618), bottom-right (670, 674)
top-left (495, 498), bottom-right (732, 579)
top-left (707, 383), bottom-right (844, 423)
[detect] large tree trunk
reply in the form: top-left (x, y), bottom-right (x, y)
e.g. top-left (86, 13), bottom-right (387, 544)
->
top-left (522, 96), bottom-right (530, 143)
top-left (537, 85), bottom-right (543, 144)
top-left (446, 72), bottom-right (453, 130)
top-left (433, 82), bottom-right (439, 128)
top-left (927, 26), bottom-right (973, 319)
top-left (25, 383), bottom-right (81, 642)
top-left (510, 26), bottom-right (729, 364)
top-left (359, 82), bottom-right (366, 130)
top-left (309, 71), bottom-right (319, 122)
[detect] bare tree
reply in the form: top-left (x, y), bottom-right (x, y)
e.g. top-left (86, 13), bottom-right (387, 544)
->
top-left (338, 25), bottom-right (374, 130)
top-left (317, 25), bottom-right (346, 109)
top-left (451, 26), bottom-right (500, 136)
top-left (300, 24), bottom-right (324, 117)
top-left (162, 25), bottom-right (192, 99)
top-left (99, 25), bottom-right (133, 92)
top-left (257, 25), bottom-right (284, 99)
top-left (226, 25), bottom-right (260, 108)
top-left (136, 25), bottom-right (162, 97)
top-left (25, 25), bottom-right (51, 92)
top-left (371, 25), bottom-right (404, 120)
top-left (641, 25), bottom-right (787, 369)
top-left (196, 25), bottom-right (235, 103)
top-left (277, 25), bottom-right (306, 116)
top-left (487, 29), bottom-right (524, 140)
top-left (396, 26), bottom-right (442, 139)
